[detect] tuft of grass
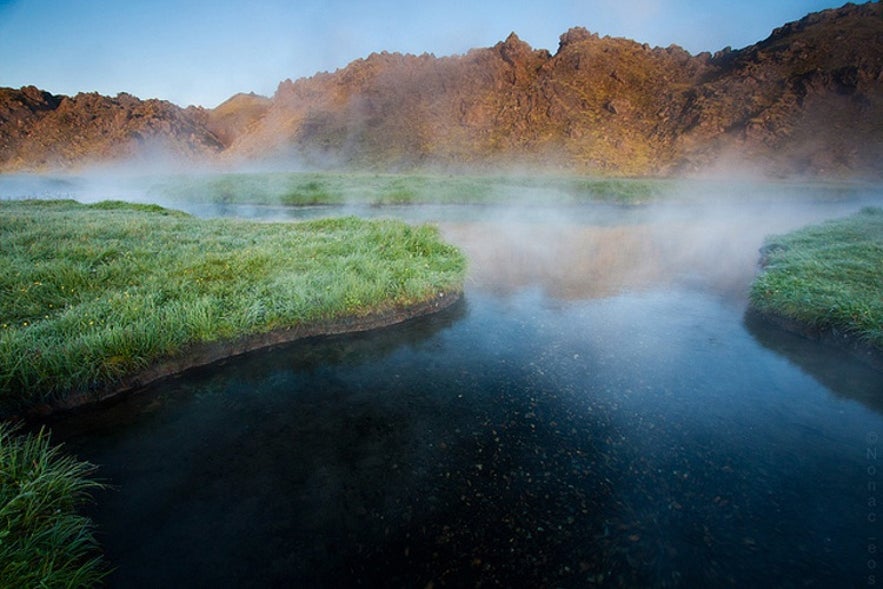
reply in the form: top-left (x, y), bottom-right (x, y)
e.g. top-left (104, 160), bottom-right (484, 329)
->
top-left (0, 422), bottom-right (107, 588)
top-left (749, 207), bottom-right (883, 349)
top-left (0, 200), bottom-right (466, 413)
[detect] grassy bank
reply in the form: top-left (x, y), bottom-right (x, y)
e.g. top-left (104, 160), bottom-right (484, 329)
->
top-left (140, 172), bottom-right (875, 208)
top-left (0, 200), bottom-right (466, 414)
top-left (749, 207), bottom-right (883, 351)
top-left (146, 172), bottom-right (672, 206)
top-left (5, 171), bottom-right (873, 208)
top-left (0, 422), bottom-right (107, 587)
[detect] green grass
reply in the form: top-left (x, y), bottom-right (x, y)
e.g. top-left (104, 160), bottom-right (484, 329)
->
top-left (0, 422), bottom-right (107, 588)
top-left (141, 171), bottom-right (877, 208)
top-left (0, 199), bottom-right (466, 414)
top-left (749, 207), bottom-right (883, 349)
top-left (145, 171), bottom-right (675, 206)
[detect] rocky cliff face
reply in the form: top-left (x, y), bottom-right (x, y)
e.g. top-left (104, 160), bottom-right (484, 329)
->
top-left (225, 30), bottom-right (715, 174)
top-left (671, 2), bottom-right (883, 176)
top-left (0, 88), bottom-right (224, 170)
top-left (1, 2), bottom-right (880, 177)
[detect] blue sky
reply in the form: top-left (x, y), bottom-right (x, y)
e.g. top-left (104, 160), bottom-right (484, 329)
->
top-left (0, 0), bottom-right (850, 108)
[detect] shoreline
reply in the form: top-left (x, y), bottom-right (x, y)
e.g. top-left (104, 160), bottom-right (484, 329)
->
top-left (747, 207), bottom-right (882, 373)
top-left (22, 290), bottom-right (462, 418)
top-left (744, 306), bottom-right (883, 372)
top-left (1, 200), bottom-right (468, 419)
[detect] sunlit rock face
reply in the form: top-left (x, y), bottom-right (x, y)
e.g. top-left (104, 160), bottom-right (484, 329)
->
top-left (0, 87), bottom-right (224, 171)
top-left (1, 3), bottom-right (881, 177)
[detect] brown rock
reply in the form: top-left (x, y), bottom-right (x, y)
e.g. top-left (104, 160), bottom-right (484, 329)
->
top-left (0, 2), bottom-right (880, 177)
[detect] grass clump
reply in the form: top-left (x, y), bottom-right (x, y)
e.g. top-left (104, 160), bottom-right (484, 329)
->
top-left (0, 422), bottom-right (107, 588)
top-left (0, 200), bottom-right (466, 413)
top-left (749, 207), bottom-right (883, 349)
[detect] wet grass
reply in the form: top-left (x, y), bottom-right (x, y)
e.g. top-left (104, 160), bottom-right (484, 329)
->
top-left (0, 199), bottom-right (466, 414)
top-left (749, 207), bottom-right (883, 349)
top-left (146, 172), bottom-right (674, 206)
top-left (0, 421), bottom-right (107, 587)
top-left (140, 172), bottom-right (878, 208)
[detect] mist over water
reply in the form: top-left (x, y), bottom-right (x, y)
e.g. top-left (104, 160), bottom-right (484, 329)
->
top-left (442, 197), bottom-right (881, 302)
top-left (14, 170), bottom-right (883, 587)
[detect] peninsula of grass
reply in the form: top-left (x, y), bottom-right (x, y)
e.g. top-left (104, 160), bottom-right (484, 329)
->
top-left (0, 199), bottom-right (466, 415)
top-left (749, 207), bottom-right (883, 364)
top-left (0, 422), bottom-right (107, 588)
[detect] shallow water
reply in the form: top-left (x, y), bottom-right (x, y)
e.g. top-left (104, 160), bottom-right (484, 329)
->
top-left (40, 198), bottom-right (883, 588)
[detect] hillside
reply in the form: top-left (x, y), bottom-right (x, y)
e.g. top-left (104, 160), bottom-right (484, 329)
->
top-left (0, 2), bottom-right (880, 177)
top-left (0, 87), bottom-right (224, 170)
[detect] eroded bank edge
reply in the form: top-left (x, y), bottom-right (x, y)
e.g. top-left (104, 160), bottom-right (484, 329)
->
top-left (20, 290), bottom-right (462, 417)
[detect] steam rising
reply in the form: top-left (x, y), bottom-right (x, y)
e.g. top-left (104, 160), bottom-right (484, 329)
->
top-left (439, 193), bottom-right (882, 302)
top-left (3, 167), bottom-right (879, 309)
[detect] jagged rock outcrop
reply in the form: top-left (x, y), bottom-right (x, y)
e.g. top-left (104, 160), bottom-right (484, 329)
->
top-left (221, 30), bottom-right (718, 174)
top-left (0, 2), bottom-right (880, 176)
top-left (671, 1), bottom-right (883, 176)
top-left (0, 88), bottom-right (223, 170)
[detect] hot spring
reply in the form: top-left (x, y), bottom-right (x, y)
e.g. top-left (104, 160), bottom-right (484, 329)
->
top-left (38, 192), bottom-right (883, 587)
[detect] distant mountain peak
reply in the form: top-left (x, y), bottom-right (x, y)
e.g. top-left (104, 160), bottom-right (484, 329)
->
top-left (557, 27), bottom-right (599, 51)
top-left (1, 2), bottom-right (881, 177)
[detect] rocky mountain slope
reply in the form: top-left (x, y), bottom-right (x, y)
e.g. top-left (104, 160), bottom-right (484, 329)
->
top-left (1, 2), bottom-right (880, 177)
top-left (0, 87), bottom-right (223, 170)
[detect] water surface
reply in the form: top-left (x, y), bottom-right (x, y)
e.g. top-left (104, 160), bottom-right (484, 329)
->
top-left (42, 198), bottom-right (883, 588)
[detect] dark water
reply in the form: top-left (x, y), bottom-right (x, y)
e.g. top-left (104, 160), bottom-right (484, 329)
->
top-left (40, 200), bottom-right (883, 588)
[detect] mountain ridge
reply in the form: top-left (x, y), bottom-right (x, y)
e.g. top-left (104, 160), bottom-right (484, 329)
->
top-left (1, 1), bottom-right (880, 177)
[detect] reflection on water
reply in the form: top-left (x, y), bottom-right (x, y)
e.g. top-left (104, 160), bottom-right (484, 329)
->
top-left (38, 198), bottom-right (883, 588)
top-left (439, 200), bottom-right (879, 301)
top-left (745, 312), bottom-right (883, 413)
top-left (46, 289), bottom-right (882, 587)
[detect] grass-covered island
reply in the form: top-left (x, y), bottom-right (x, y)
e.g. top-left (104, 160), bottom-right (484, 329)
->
top-left (0, 199), bottom-right (466, 416)
top-left (0, 422), bottom-right (107, 587)
top-left (749, 207), bottom-right (883, 367)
